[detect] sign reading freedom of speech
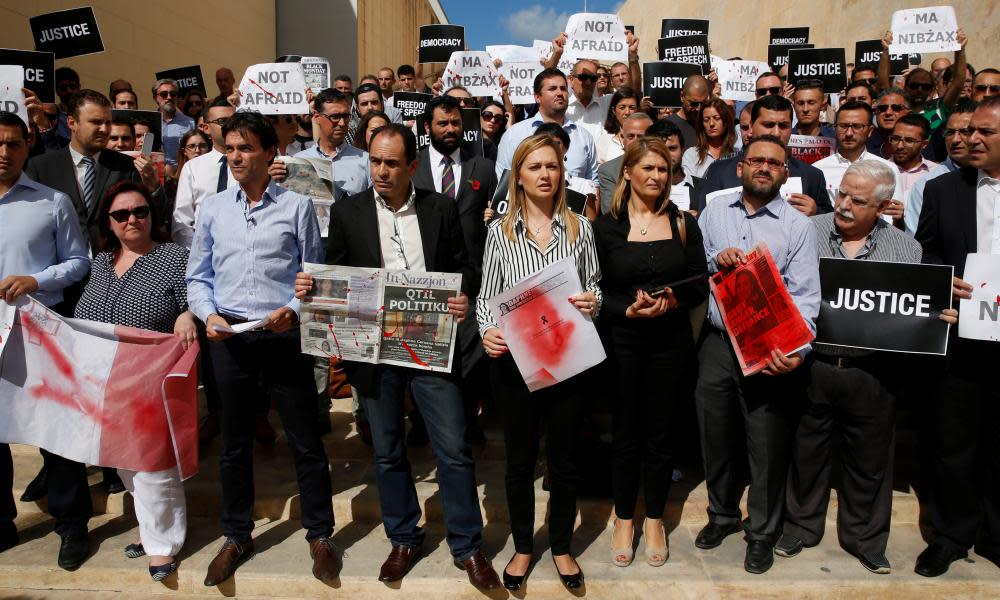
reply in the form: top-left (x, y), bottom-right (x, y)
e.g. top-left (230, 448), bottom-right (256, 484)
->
top-left (787, 47), bottom-right (846, 93)
top-left (716, 60), bottom-right (769, 102)
top-left (29, 6), bottom-right (104, 59)
top-left (443, 51), bottom-right (501, 97)
top-left (0, 49), bottom-right (55, 104)
top-left (890, 6), bottom-right (960, 55)
top-left (393, 91), bottom-right (431, 121)
top-left (816, 258), bottom-right (952, 355)
top-left (854, 40), bottom-right (909, 76)
top-left (498, 61), bottom-right (541, 105)
top-left (657, 35), bottom-right (711, 75)
top-left (643, 61), bottom-right (702, 107)
top-left (660, 18), bottom-right (709, 39)
top-left (237, 63), bottom-right (309, 115)
top-left (419, 25), bottom-right (465, 63)
top-left (958, 253), bottom-right (1000, 342)
top-left (0, 66), bottom-right (28, 126)
top-left (563, 13), bottom-right (628, 63)
top-left (155, 65), bottom-right (205, 98)
top-left (769, 43), bottom-right (813, 70)
top-left (770, 27), bottom-right (809, 46)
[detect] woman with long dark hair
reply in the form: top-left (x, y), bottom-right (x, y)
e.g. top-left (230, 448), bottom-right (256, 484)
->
top-left (681, 97), bottom-right (737, 178)
top-left (596, 86), bottom-right (639, 164)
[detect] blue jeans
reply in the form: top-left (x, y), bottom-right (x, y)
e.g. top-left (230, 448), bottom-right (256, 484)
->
top-left (359, 367), bottom-right (483, 559)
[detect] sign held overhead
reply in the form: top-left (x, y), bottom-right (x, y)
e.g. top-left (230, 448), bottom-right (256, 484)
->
top-left (29, 6), bottom-right (104, 59)
top-left (419, 25), bottom-right (465, 63)
top-left (443, 51), bottom-right (501, 98)
top-left (237, 63), bottom-right (309, 115)
top-left (890, 6), bottom-right (960, 55)
top-left (563, 13), bottom-right (628, 63)
top-left (0, 49), bottom-right (55, 104)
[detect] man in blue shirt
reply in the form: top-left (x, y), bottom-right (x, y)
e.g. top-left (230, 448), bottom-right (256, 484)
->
top-left (0, 111), bottom-right (90, 568)
top-left (152, 79), bottom-right (195, 168)
top-left (185, 111), bottom-right (341, 586)
top-left (694, 135), bottom-right (820, 575)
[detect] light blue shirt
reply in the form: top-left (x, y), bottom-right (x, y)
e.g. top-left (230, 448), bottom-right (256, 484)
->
top-left (495, 115), bottom-right (598, 184)
top-left (294, 142), bottom-right (372, 198)
top-left (906, 157), bottom-right (959, 236)
top-left (698, 189), bottom-right (820, 341)
top-left (0, 173), bottom-right (89, 307)
top-left (161, 111), bottom-right (196, 167)
top-left (185, 179), bottom-right (323, 322)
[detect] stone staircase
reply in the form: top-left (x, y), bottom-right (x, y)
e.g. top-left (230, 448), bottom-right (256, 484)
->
top-left (1, 398), bottom-right (998, 599)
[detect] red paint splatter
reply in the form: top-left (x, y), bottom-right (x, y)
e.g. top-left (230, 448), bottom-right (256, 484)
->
top-left (327, 324), bottom-right (343, 359)
top-left (248, 78), bottom-right (277, 99)
top-left (29, 380), bottom-right (100, 420)
top-left (400, 340), bottom-right (429, 367)
top-left (995, 294), bottom-right (1000, 305)
top-left (19, 311), bottom-right (74, 378)
top-left (509, 292), bottom-right (575, 369)
top-left (981, 282), bottom-right (988, 288)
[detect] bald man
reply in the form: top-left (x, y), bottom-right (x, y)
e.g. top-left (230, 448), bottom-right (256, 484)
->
top-left (667, 75), bottom-right (710, 150)
top-left (214, 67), bottom-right (235, 103)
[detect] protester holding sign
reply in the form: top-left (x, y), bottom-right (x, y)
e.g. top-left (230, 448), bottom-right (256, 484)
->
top-left (151, 79), bottom-right (194, 169)
top-left (566, 59), bottom-right (614, 140)
top-left (790, 80), bottom-right (836, 140)
top-left (546, 30), bottom-right (642, 97)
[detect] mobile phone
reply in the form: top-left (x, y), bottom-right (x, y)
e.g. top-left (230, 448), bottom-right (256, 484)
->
top-left (140, 132), bottom-right (154, 157)
top-left (646, 274), bottom-right (706, 297)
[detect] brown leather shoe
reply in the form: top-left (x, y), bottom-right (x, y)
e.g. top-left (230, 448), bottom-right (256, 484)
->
top-left (455, 549), bottom-right (502, 590)
top-left (378, 545), bottom-right (420, 582)
top-left (204, 537), bottom-right (254, 586)
top-left (309, 537), bottom-right (343, 582)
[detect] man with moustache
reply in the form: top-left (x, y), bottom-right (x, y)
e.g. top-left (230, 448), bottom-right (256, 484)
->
top-left (151, 79), bottom-right (195, 168)
top-left (694, 135), bottom-right (819, 574)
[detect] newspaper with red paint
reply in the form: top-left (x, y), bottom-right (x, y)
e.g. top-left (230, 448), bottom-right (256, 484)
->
top-left (709, 243), bottom-right (814, 375)
top-left (300, 263), bottom-right (462, 372)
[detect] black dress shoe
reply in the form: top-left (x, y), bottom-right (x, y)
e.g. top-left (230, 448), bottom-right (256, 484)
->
top-left (695, 521), bottom-right (742, 550)
top-left (20, 466), bottom-right (48, 502)
top-left (975, 545), bottom-right (1000, 570)
top-left (858, 551), bottom-right (891, 574)
top-left (102, 468), bottom-right (125, 494)
top-left (552, 555), bottom-right (583, 590)
top-left (58, 533), bottom-right (91, 571)
top-left (502, 555), bottom-right (528, 591)
top-left (915, 543), bottom-right (967, 577)
top-left (744, 540), bottom-right (774, 574)
top-left (774, 533), bottom-right (804, 558)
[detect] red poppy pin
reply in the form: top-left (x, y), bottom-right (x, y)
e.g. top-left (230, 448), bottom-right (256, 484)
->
top-left (468, 178), bottom-right (481, 191)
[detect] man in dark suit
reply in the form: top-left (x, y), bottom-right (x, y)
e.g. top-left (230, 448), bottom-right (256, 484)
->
top-left (914, 96), bottom-right (1000, 577)
top-left (295, 124), bottom-right (501, 590)
top-left (691, 95), bottom-right (832, 215)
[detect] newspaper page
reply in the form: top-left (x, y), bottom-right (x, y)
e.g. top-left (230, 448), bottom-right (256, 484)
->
top-left (277, 156), bottom-right (334, 236)
top-left (301, 264), bottom-right (383, 362)
top-left (379, 270), bottom-right (462, 371)
top-left (709, 243), bottom-right (814, 375)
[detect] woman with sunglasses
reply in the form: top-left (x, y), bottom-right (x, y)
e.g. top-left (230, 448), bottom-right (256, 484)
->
top-left (596, 66), bottom-right (611, 96)
top-left (595, 87), bottom-right (639, 165)
top-left (480, 100), bottom-right (508, 147)
top-left (74, 181), bottom-right (196, 581)
top-left (681, 97), bottom-right (737, 178)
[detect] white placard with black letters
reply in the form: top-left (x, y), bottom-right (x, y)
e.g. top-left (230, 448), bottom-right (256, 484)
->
top-left (562, 13), bottom-right (628, 63)
top-left (890, 6), bottom-right (960, 55)
top-left (237, 63), bottom-right (309, 115)
top-left (443, 52), bottom-right (501, 97)
top-left (716, 60), bottom-right (769, 102)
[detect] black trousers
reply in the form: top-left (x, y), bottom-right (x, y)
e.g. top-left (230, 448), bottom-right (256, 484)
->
top-left (695, 330), bottom-right (804, 543)
top-left (784, 358), bottom-right (895, 557)
top-left (1, 444), bottom-right (13, 530)
top-left (492, 354), bottom-right (582, 556)
top-left (209, 328), bottom-right (333, 541)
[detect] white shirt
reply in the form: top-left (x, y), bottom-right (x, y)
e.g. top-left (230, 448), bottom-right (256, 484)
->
top-left (813, 150), bottom-right (903, 205)
top-left (681, 146), bottom-right (717, 179)
top-left (428, 144), bottom-right (462, 195)
top-left (375, 186), bottom-right (425, 271)
top-left (171, 148), bottom-right (237, 249)
top-left (68, 144), bottom-right (99, 206)
top-left (594, 129), bottom-right (623, 165)
top-left (975, 170), bottom-right (1000, 255)
top-left (565, 93), bottom-right (613, 140)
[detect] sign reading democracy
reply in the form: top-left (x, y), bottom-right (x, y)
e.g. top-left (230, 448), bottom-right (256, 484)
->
top-left (817, 258), bottom-right (952, 354)
top-left (643, 61), bottom-right (702, 107)
top-left (854, 40), bottom-right (909, 76)
top-left (787, 47), bottom-right (846, 93)
top-left (499, 61), bottom-right (541, 105)
top-left (393, 91), bottom-right (431, 121)
top-left (237, 63), bottom-right (309, 115)
top-left (0, 66), bottom-right (28, 126)
top-left (443, 51), bottom-right (501, 98)
top-left (563, 13), bottom-right (628, 63)
top-left (29, 6), bottom-right (104, 59)
top-left (0, 49), bottom-right (55, 103)
top-left (657, 35), bottom-right (710, 75)
top-left (770, 27), bottom-right (809, 46)
top-left (660, 18), bottom-right (709, 39)
top-left (716, 59), bottom-right (769, 102)
top-left (769, 43), bottom-right (813, 70)
top-left (958, 253), bottom-right (1000, 342)
top-left (419, 24), bottom-right (465, 63)
top-left (155, 65), bottom-right (205, 98)
top-left (890, 6), bottom-right (960, 55)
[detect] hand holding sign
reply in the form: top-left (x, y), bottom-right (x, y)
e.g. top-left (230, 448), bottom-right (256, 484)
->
top-left (890, 6), bottom-right (960, 54)
top-left (29, 6), bottom-right (104, 59)
top-left (563, 13), bottom-right (628, 63)
top-left (237, 63), bottom-right (309, 115)
top-left (0, 66), bottom-right (28, 126)
top-left (443, 52), bottom-right (501, 98)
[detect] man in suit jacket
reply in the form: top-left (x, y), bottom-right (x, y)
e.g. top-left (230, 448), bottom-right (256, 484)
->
top-left (295, 124), bottom-right (501, 590)
top-left (691, 95), bottom-right (832, 215)
top-left (598, 112), bottom-right (652, 213)
top-left (913, 97), bottom-right (1000, 578)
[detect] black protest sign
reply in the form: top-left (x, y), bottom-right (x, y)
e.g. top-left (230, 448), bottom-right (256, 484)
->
top-left (415, 107), bottom-right (483, 156)
top-left (787, 47), bottom-right (846, 93)
top-left (29, 6), bottom-right (104, 59)
top-left (112, 109), bottom-right (161, 152)
top-left (393, 91), bottom-right (432, 120)
top-left (768, 43), bottom-right (813, 71)
top-left (643, 61), bottom-right (702, 107)
top-left (660, 19), bottom-right (709, 39)
top-left (155, 65), bottom-right (206, 98)
top-left (419, 25), bottom-right (465, 63)
top-left (854, 40), bottom-right (909, 76)
top-left (816, 258), bottom-right (952, 355)
top-left (0, 49), bottom-right (55, 103)
top-left (770, 27), bottom-right (809, 46)
top-left (657, 35), bottom-right (710, 75)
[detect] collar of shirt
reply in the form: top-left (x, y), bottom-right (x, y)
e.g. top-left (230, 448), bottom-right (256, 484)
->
top-left (730, 192), bottom-right (785, 220)
top-left (831, 150), bottom-right (875, 165)
top-left (513, 208), bottom-right (568, 233)
top-left (828, 218), bottom-right (885, 259)
top-left (2, 172), bottom-right (42, 199)
top-left (374, 184), bottom-right (416, 213)
top-left (978, 170), bottom-right (1000, 192)
top-left (428, 143), bottom-right (461, 168)
top-left (236, 179), bottom-right (281, 210)
top-left (529, 115), bottom-right (578, 133)
top-left (900, 158), bottom-right (935, 174)
top-left (68, 144), bottom-right (97, 166)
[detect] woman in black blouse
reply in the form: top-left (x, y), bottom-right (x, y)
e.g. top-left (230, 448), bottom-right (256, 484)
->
top-left (593, 137), bottom-right (708, 568)
top-left (74, 181), bottom-right (196, 581)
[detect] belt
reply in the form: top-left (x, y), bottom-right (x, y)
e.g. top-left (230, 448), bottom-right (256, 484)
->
top-left (218, 312), bottom-right (251, 325)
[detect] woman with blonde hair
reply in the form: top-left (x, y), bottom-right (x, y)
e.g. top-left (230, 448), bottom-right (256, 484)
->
top-left (594, 137), bottom-right (708, 568)
top-left (476, 134), bottom-right (602, 591)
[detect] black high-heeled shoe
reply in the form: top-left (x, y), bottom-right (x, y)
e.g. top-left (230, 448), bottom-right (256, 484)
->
top-left (502, 554), bottom-right (528, 591)
top-left (552, 554), bottom-right (583, 589)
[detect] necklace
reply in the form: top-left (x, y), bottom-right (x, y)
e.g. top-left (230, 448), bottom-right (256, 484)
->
top-left (527, 216), bottom-right (553, 236)
top-left (631, 211), bottom-right (655, 235)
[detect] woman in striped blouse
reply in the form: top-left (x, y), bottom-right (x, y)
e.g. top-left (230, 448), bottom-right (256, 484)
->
top-left (476, 134), bottom-right (602, 591)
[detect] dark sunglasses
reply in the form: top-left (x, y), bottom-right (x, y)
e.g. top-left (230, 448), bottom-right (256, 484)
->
top-left (319, 112), bottom-right (351, 123)
top-left (481, 111), bottom-right (507, 123)
top-left (907, 82), bottom-right (933, 92)
top-left (575, 73), bottom-right (599, 83)
top-left (874, 103), bottom-right (906, 113)
top-left (855, 77), bottom-right (877, 86)
top-left (756, 86), bottom-right (781, 97)
top-left (109, 206), bottom-right (151, 223)
top-left (975, 84), bottom-right (1000, 95)
top-left (686, 100), bottom-right (705, 109)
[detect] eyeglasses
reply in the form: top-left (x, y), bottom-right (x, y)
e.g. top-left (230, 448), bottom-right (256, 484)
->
top-left (157, 91), bottom-right (178, 99)
top-left (874, 103), bottom-right (906, 114)
top-left (481, 111), bottom-right (507, 123)
top-left (855, 77), bottom-right (877, 86)
top-left (974, 84), bottom-right (1000, 95)
top-left (957, 127), bottom-right (998, 138)
top-left (944, 128), bottom-right (964, 138)
top-left (756, 86), bottom-right (782, 97)
top-left (836, 123), bottom-right (870, 132)
top-left (454, 97), bottom-right (475, 107)
top-left (206, 117), bottom-right (230, 126)
top-left (686, 100), bottom-right (705, 109)
top-left (109, 206), bottom-right (151, 223)
top-left (184, 142), bottom-right (210, 151)
top-left (574, 74), bottom-right (598, 83)
top-left (888, 135), bottom-right (924, 145)
top-left (319, 112), bottom-right (351, 123)
top-left (744, 157), bottom-right (786, 170)
top-left (907, 82), bottom-right (933, 92)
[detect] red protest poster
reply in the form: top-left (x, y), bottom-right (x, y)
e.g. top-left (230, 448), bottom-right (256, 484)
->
top-left (709, 243), bottom-right (814, 375)
top-left (788, 134), bottom-right (835, 164)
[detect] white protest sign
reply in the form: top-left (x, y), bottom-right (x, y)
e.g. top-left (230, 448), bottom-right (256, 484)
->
top-left (563, 13), bottom-right (628, 63)
top-left (959, 253), bottom-right (1000, 342)
top-left (301, 57), bottom-right (330, 94)
top-left (237, 63), bottom-right (309, 115)
top-left (443, 51), bottom-right (501, 97)
top-left (486, 44), bottom-right (540, 66)
top-left (716, 59), bottom-right (769, 102)
top-left (780, 176), bottom-right (803, 201)
top-left (0, 66), bottom-right (27, 125)
top-left (669, 185), bottom-right (691, 211)
top-left (533, 39), bottom-right (575, 75)
top-left (498, 61), bottom-right (541, 105)
top-left (890, 6), bottom-right (960, 55)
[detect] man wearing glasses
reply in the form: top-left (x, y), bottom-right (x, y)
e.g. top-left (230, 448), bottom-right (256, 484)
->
top-left (151, 79), bottom-right (194, 168)
top-left (889, 114), bottom-right (938, 233)
top-left (867, 88), bottom-right (911, 159)
top-left (565, 59), bottom-right (613, 140)
top-left (973, 69), bottom-right (1000, 103)
top-left (667, 74), bottom-right (712, 151)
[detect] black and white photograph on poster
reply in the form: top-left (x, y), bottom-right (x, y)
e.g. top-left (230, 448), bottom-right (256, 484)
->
top-left (30, 6), bottom-right (104, 59)
top-left (155, 65), bottom-right (205, 97)
top-left (768, 43), bottom-right (814, 71)
top-left (787, 47), bottom-right (846, 93)
top-left (643, 61), bottom-right (702, 107)
top-left (419, 24), bottom-right (465, 63)
top-left (660, 18), bottom-right (709, 39)
top-left (0, 49), bottom-right (55, 103)
top-left (854, 40), bottom-right (910, 76)
top-left (393, 91), bottom-right (431, 120)
top-left (657, 35), bottom-right (711, 75)
top-left (301, 57), bottom-right (330, 94)
top-left (770, 27), bottom-right (809, 46)
top-left (816, 258), bottom-right (953, 355)
top-left (112, 109), bottom-right (162, 152)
